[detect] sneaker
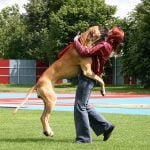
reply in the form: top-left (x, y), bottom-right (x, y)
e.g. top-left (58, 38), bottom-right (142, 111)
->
top-left (103, 125), bottom-right (115, 141)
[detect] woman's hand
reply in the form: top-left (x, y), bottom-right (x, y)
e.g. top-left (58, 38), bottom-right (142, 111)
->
top-left (74, 32), bottom-right (80, 41)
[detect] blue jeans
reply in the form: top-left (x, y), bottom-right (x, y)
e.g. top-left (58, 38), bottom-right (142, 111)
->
top-left (74, 73), bottom-right (112, 143)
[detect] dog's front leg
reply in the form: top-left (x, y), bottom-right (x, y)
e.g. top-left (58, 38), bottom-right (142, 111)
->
top-left (81, 63), bottom-right (106, 96)
top-left (98, 73), bottom-right (105, 96)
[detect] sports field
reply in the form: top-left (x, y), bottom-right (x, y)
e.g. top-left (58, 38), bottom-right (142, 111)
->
top-left (0, 92), bottom-right (150, 150)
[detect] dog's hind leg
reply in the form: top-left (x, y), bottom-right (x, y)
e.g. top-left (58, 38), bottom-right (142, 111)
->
top-left (37, 83), bottom-right (56, 137)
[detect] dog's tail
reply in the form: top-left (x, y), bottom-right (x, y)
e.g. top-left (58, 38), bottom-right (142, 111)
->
top-left (13, 85), bottom-right (36, 114)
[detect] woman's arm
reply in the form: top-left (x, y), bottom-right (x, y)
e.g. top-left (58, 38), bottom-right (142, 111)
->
top-left (74, 38), bottom-right (104, 56)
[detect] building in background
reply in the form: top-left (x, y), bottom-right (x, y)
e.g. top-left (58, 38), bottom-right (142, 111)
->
top-left (0, 59), bottom-right (137, 85)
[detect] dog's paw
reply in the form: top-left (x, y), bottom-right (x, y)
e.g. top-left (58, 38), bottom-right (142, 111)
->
top-left (100, 90), bottom-right (105, 96)
top-left (43, 131), bottom-right (54, 137)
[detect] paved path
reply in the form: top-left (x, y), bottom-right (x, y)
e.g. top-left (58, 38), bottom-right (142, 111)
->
top-left (0, 92), bottom-right (150, 115)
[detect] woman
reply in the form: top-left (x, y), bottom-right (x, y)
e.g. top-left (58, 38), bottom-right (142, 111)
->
top-left (73, 26), bottom-right (124, 143)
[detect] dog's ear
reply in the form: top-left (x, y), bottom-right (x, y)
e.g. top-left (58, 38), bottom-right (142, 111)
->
top-left (100, 26), bottom-right (109, 40)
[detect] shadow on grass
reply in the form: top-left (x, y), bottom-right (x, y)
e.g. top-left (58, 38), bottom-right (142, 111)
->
top-left (0, 137), bottom-right (73, 143)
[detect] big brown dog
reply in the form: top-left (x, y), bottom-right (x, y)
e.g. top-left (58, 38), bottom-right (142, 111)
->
top-left (14, 26), bottom-right (107, 136)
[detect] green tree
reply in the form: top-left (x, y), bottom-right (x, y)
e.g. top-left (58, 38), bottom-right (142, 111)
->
top-left (122, 0), bottom-right (150, 87)
top-left (0, 4), bottom-right (26, 58)
top-left (23, 0), bottom-right (65, 62)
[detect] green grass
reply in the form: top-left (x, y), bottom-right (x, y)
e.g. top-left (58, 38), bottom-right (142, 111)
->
top-left (0, 84), bottom-right (32, 92)
top-left (0, 109), bottom-right (150, 150)
top-left (0, 83), bottom-right (150, 94)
